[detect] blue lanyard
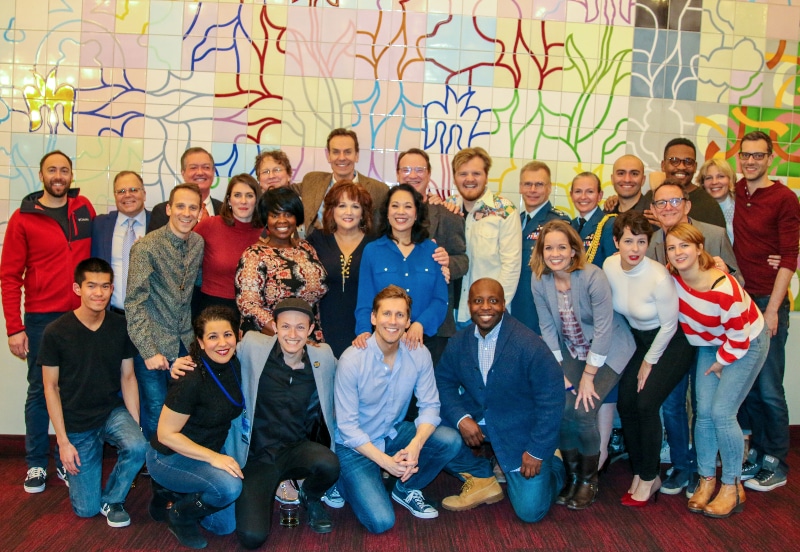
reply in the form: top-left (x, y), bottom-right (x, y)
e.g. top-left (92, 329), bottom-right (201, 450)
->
top-left (201, 358), bottom-right (245, 411)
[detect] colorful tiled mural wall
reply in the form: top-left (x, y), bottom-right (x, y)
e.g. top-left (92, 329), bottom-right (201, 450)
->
top-left (1, 0), bottom-right (799, 302)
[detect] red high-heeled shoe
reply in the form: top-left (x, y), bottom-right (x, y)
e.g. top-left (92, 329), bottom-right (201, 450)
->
top-left (621, 477), bottom-right (661, 507)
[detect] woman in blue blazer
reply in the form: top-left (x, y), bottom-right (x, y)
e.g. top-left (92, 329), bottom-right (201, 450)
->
top-left (531, 220), bottom-right (634, 511)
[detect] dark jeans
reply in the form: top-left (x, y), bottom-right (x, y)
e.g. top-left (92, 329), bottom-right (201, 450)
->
top-left (136, 342), bottom-right (187, 440)
top-left (236, 441), bottom-right (339, 549)
top-left (618, 327), bottom-right (694, 481)
top-left (662, 361), bottom-right (698, 472)
top-left (742, 296), bottom-right (790, 474)
top-left (404, 335), bottom-right (449, 422)
top-left (560, 351), bottom-right (621, 455)
top-left (24, 311), bottom-right (66, 469)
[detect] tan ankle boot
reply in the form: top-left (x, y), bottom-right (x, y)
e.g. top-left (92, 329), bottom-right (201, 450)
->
top-left (441, 473), bottom-right (504, 512)
top-left (687, 476), bottom-right (716, 513)
top-left (704, 480), bottom-right (746, 518)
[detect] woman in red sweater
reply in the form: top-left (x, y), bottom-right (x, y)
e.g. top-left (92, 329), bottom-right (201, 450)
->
top-left (665, 223), bottom-right (768, 519)
top-left (194, 174), bottom-right (263, 327)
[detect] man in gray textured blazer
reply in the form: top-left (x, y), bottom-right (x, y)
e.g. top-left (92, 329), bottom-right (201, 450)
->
top-left (647, 180), bottom-right (742, 285)
top-left (295, 128), bottom-right (388, 237)
top-left (396, 147), bottom-right (469, 365)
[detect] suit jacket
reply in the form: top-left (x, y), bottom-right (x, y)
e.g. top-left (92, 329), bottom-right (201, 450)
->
top-left (532, 263), bottom-right (634, 373)
top-left (647, 219), bottom-right (743, 285)
top-left (426, 204), bottom-right (469, 338)
top-left (571, 208), bottom-right (617, 268)
top-left (146, 198), bottom-right (222, 233)
top-left (436, 315), bottom-right (564, 471)
top-left (510, 201), bottom-right (570, 334)
top-left (295, 171), bottom-right (388, 238)
top-left (91, 209), bottom-right (152, 262)
top-left (225, 332), bottom-right (337, 468)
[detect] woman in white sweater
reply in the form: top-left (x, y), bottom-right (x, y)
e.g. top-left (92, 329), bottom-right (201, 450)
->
top-left (603, 211), bottom-right (695, 507)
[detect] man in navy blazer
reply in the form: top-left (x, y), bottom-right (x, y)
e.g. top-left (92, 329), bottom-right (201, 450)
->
top-left (438, 278), bottom-right (565, 523)
top-left (91, 171), bottom-right (153, 432)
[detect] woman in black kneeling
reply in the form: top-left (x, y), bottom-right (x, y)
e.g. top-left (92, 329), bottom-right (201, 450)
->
top-left (146, 306), bottom-right (244, 549)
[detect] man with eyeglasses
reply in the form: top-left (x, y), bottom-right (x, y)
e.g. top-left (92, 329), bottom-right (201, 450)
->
top-left (297, 128), bottom-right (388, 237)
top-left (510, 161), bottom-right (569, 334)
top-left (91, 171), bottom-right (153, 434)
top-left (645, 179), bottom-right (741, 497)
top-left (735, 131), bottom-right (800, 493)
top-left (147, 148), bottom-right (222, 232)
top-left (395, 148), bottom-right (469, 366)
top-left (1, 150), bottom-right (95, 493)
top-left (639, 138), bottom-right (726, 228)
top-left (445, 147), bottom-right (522, 329)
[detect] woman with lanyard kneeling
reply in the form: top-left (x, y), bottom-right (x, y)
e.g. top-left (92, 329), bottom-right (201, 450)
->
top-left (146, 306), bottom-right (244, 549)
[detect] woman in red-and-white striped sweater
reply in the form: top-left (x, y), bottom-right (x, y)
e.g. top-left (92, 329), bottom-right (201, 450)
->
top-left (665, 223), bottom-right (768, 519)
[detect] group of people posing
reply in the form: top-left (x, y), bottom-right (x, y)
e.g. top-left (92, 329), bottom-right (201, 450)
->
top-left (1, 128), bottom-right (798, 549)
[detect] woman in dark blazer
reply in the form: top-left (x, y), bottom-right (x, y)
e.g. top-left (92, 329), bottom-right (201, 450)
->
top-left (530, 220), bottom-right (634, 511)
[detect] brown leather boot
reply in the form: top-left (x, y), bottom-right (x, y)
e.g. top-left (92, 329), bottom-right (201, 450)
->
top-left (687, 475), bottom-right (716, 513)
top-left (704, 479), bottom-right (746, 518)
top-left (567, 453), bottom-right (600, 510)
top-left (555, 449), bottom-right (580, 506)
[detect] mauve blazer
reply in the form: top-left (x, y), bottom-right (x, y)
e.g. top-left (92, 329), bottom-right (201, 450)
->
top-left (531, 263), bottom-right (634, 373)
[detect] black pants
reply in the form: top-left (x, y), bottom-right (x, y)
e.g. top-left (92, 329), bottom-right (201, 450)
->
top-left (236, 441), bottom-right (339, 549)
top-left (617, 326), bottom-right (694, 481)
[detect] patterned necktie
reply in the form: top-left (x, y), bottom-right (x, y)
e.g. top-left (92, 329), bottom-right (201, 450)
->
top-left (121, 219), bottom-right (136, 298)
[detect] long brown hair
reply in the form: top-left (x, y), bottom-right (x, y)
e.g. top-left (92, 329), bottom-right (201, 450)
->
top-left (530, 220), bottom-right (586, 279)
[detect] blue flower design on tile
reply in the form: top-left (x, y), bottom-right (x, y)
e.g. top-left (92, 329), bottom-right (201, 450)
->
top-left (423, 85), bottom-right (491, 154)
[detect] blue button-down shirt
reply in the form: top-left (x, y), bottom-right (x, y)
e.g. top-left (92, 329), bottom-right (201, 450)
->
top-left (334, 335), bottom-right (441, 452)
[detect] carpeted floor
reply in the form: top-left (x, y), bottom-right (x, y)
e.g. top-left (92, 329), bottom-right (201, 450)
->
top-left (1, 435), bottom-right (798, 552)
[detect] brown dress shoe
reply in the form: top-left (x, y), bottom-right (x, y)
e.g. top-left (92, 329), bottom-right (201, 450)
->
top-left (704, 480), bottom-right (746, 518)
top-left (687, 476), bottom-right (716, 513)
top-left (442, 474), bottom-right (504, 512)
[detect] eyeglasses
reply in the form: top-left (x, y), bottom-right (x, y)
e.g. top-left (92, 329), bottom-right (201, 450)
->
top-left (114, 187), bottom-right (143, 195)
top-left (399, 166), bottom-right (427, 176)
top-left (259, 167), bottom-right (285, 176)
top-left (738, 152), bottom-right (769, 161)
top-left (652, 197), bottom-right (686, 209)
top-left (666, 157), bottom-right (696, 167)
top-left (521, 181), bottom-right (547, 190)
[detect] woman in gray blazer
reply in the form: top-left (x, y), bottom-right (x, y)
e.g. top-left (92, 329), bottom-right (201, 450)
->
top-left (531, 220), bottom-right (634, 511)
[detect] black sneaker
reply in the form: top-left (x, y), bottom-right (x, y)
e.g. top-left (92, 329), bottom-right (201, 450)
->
top-left (744, 455), bottom-right (787, 492)
top-left (741, 449), bottom-right (760, 481)
top-left (24, 467), bottom-right (47, 494)
top-left (660, 468), bottom-right (691, 495)
top-left (101, 502), bottom-right (131, 528)
top-left (300, 489), bottom-right (333, 534)
top-left (56, 466), bottom-right (70, 488)
top-left (685, 472), bottom-right (701, 498)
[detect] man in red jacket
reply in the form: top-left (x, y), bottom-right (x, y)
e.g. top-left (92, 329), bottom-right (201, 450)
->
top-left (0, 150), bottom-right (95, 493)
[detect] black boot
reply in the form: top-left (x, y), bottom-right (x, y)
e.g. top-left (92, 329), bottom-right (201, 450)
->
top-left (149, 479), bottom-right (181, 522)
top-left (555, 449), bottom-right (580, 506)
top-left (300, 488), bottom-right (333, 534)
top-left (568, 453), bottom-right (600, 510)
top-left (168, 493), bottom-right (217, 549)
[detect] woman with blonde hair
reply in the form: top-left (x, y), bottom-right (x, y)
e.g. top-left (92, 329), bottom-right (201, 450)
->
top-left (665, 223), bottom-right (768, 518)
top-left (696, 159), bottom-right (735, 243)
top-left (530, 220), bottom-right (634, 510)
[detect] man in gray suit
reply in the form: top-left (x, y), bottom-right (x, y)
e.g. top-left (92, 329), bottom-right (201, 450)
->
top-left (296, 128), bottom-right (388, 237)
top-left (396, 148), bottom-right (469, 365)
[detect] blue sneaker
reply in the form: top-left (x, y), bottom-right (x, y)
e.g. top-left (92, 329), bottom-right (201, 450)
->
top-left (660, 468), bottom-right (692, 495)
top-left (321, 485), bottom-right (344, 509)
top-left (391, 485), bottom-right (438, 519)
top-left (741, 449), bottom-right (760, 481)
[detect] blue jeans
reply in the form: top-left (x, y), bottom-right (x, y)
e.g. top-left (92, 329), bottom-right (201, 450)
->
top-left (67, 406), bottom-right (146, 517)
top-left (336, 421), bottom-right (462, 534)
top-left (506, 456), bottom-right (565, 523)
top-left (24, 311), bottom-right (66, 469)
top-left (136, 342), bottom-right (186, 440)
top-left (146, 445), bottom-right (242, 535)
top-left (742, 296), bottom-right (790, 474)
top-left (695, 327), bottom-right (768, 484)
top-left (662, 359), bottom-right (697, 472)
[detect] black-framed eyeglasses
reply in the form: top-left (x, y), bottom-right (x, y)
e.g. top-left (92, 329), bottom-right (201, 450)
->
top-left (114, 187), bottom-right (143, 195)
top-left (666, 157), bottom-right (696, 167)
top-left (652, 197), bottom-right (686, 209)
top-left (738, 152), bottom-right (769, 161)
top-left (399, 166), bottom-right (427, 176)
